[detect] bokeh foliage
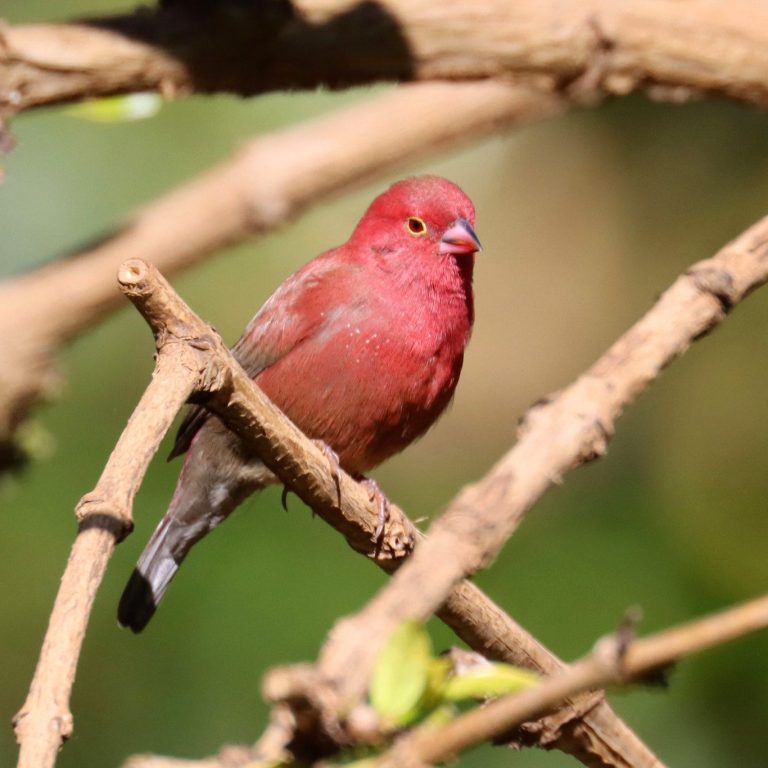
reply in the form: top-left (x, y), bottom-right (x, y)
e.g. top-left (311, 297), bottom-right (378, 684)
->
top-left (3, 2), bottom-right (768, 767)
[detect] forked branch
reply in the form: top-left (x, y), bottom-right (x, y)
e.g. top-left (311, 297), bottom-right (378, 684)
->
top-left (16, 260), bottom-right (656, 768)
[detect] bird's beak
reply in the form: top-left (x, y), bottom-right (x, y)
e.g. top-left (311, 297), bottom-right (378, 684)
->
top-left (439, 218), bottom-right (482, 256)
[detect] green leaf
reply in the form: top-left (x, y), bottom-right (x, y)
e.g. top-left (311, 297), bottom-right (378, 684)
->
top-left (442, 662), bottom-right (538, 702)
top-left (423, 655), bottom-right (453, 707)
top-left (62, 93), bottom-right (162, 123)
top-left (370, 621), bottom-right (433, 726)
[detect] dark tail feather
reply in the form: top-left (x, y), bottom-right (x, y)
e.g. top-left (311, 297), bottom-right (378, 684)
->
top-left (118, 568), bottom-right (164, 633)
top-left (118, 445), bottom-right (275, 633)
top-left (118, 515), bottom-right (184, 633)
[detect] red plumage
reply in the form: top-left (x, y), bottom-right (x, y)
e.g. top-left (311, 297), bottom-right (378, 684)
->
top-left (119, 175), bottom-right (481, 632)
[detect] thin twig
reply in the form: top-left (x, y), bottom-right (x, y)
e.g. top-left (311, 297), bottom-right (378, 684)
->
top-left (381, 594), bottom-right (768, 767)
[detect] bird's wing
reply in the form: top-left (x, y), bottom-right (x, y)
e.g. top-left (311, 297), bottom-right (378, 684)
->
top-left (168, 250), bottom-right (355, 460)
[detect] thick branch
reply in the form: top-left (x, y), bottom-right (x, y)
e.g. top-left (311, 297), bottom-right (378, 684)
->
top-left (0, 79), bottom-right (562, 459)
top-left (309, 212), bottom-right (768, 709)
top-left (4, 0), bottom-right (768, 118)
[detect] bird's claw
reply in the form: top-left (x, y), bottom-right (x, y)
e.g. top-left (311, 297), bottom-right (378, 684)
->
top-left (313, 439), bottom-right (342, 506)
top-left (358, 477), bottom-right (390, 542)
top-left (309, 442), bottom-right (390, 541)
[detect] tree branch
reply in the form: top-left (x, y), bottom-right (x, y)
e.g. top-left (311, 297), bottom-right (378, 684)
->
top-left (4, 0), bottom-right (768, 121)
top-left (0, 79), bottom-right (563, 464)
top-left (7, 0), bottom-right (768, 463)
top-left (16, 258), bottom-right (659, 768)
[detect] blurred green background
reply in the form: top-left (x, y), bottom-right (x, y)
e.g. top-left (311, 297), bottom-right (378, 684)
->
top-left (3, 2), bottom-right (768, 767)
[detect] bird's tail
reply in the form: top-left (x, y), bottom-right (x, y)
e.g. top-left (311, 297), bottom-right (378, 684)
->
top-left (117, 480), bottom-right (248, 633)
top-left (118, 477), bottom-right (275, 632)
top-left (118, 513), bottom-right (195, 633)
top-left (118, 420), bottom-right (277, 633)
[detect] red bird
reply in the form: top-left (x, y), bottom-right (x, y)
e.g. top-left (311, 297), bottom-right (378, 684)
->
top-left (118, 175), bottom-right (481, 632)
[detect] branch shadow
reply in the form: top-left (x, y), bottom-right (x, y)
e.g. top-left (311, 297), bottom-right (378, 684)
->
top-left (83, 0), bottom-right (415, 94)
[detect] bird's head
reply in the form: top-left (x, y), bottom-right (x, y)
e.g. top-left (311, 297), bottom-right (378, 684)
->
top-left (350, 175), bottom-right (481, 264)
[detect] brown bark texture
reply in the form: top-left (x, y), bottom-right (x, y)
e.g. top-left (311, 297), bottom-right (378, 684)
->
top-left (3, 0), bottom-right (768, 118)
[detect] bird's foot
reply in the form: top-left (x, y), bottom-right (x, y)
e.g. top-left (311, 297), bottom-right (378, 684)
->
top-left (357, 476), bottom-right (390, 542)
top-left (313, 439), bottom-right (342, 506)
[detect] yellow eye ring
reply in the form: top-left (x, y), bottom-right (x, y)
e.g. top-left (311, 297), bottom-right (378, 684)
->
top-left (406, 216), bottom-right (427, 236)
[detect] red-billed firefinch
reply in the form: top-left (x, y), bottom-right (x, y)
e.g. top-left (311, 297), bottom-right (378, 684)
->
top-left (118, 175), bottom-right (481, 632)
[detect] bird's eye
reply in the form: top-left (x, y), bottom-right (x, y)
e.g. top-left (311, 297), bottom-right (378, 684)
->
top-left (406, 217), bottom-right (427, 236)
